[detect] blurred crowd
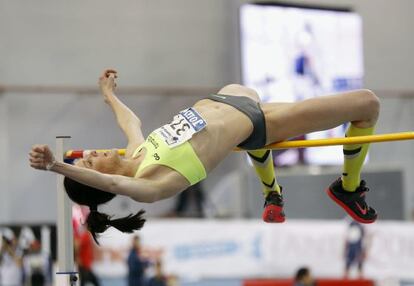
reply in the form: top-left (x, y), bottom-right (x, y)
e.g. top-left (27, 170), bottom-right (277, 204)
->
top-left (1, 205), bottom-right (368, 286)
top-left (0, 228), bottom-right (52, 286)
top-left (72, 205), bottom-right (172, 286)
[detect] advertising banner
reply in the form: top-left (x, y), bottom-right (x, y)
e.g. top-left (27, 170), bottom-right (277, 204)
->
top-left (93, 219), bottom-right (414, 280)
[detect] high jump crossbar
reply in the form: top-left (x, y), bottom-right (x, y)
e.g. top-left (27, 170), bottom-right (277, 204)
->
top-left (64, 131), bottom-right (414, 159)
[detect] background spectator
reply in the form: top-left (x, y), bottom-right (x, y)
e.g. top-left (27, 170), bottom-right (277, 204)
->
top-left (344, 220), bottom-right (367, 279)
top-left (0, 229), bottom-right (24, 286)
top-left (294, 267), bottom-right (316, 286)
top-left (127, 235), bottom-right (148, 286)
top-left (147, 260), bottom-right (167, 286)
top-left (23, 240), bottom-right (52, 286)
top-left (172, 182), bottom-right (204, 218)
top-left (72, 204), bottom-right (100, 286)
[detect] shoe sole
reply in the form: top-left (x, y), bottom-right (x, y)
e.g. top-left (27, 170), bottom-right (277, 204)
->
top-left (325, 188), bottom-right (377, 224)
top-left (262, 205), bottom-right (285, 223)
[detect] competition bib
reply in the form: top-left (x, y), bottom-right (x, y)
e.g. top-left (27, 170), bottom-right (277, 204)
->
top-left (155, 108), bottom-right (207, 148)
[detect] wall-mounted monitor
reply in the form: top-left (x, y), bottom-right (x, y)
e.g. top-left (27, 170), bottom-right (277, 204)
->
top-left (240, 2), bottom-right (364, 165)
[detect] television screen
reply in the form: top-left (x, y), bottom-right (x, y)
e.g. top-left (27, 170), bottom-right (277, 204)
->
top-left (240, 3), bottom-right (364, 165)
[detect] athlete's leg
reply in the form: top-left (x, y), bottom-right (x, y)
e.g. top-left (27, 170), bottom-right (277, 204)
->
top-left (262, 89), bottom-right (380, 223)
top-left (265, 89), bottom-right (379, 191)
top-left (261, 89), bottom-right (379, 143)
top-left (218, 84), bottom-right (285, 222)
top-left (218, 85), bottom-right (281, 196)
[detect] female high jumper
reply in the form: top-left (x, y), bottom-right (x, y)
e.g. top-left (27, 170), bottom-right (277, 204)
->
top-left (29, 69), bottom-right (379, 242)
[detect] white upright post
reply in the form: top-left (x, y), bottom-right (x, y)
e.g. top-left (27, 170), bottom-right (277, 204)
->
top-left (55, 136), bottom-right (78, 286)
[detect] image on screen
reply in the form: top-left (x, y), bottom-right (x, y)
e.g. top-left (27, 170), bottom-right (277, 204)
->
top-left (240, 3), bottom-right (364, 165)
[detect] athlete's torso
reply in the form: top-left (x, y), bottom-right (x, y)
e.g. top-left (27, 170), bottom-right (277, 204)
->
top-left (189, 98), bottom-right (254, 170)
top-left (133, 96), bottom-right (254, 191)
top-left (134, 129), bottom-right (207, 186)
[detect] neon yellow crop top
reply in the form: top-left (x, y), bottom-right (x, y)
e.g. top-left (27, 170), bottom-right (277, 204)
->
top-left (133, 132), bottom-right (207, 185)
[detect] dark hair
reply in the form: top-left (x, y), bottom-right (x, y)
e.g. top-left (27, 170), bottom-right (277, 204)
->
top-left (2, 235), bottom-right (12, 245)
top-left (64, 177), bottom-right (146, 244)
top-left (295, 267), bottom-right (310, 281)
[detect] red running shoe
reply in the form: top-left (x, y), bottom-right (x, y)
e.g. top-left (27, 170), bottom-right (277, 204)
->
top-left (262, 189), bottom-right (285, 223)
top-left (326, 178), bottom-right (378, 223)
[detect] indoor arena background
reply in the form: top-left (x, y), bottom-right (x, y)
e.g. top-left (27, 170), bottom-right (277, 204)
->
top-left (1, 1), bottom-right (414, 286)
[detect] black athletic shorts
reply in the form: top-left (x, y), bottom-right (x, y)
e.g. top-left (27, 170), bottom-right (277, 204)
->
top-left (206, 93), bottom-right (267, 149)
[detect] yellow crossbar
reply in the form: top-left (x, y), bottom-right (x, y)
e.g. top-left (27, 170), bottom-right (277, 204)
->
top-left (247, 131), bottom-right (414, 151)
top-left (64, 131), bottom-right (414, 158)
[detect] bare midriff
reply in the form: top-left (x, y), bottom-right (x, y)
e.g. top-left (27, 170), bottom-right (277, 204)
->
top-left (189, 98), bottom-right (253, 172)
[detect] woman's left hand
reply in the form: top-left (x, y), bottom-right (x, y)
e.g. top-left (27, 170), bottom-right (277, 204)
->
top-left (99, 69), bottom-right (118, 101)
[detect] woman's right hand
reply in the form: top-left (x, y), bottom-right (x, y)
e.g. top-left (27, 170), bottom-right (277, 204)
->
top-left (29, 145), bottom-right (56, 171)
top-left (99, 69), bottom-right (118, 103)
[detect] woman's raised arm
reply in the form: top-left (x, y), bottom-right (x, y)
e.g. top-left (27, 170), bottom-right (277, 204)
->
top-left (99, 69), bottom-right (145, 157)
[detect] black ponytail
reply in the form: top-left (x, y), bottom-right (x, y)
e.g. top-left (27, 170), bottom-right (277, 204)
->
top-left (86, 209), bottom-right (146, 244)
top-left (63, 177), bottom-right (146, 244)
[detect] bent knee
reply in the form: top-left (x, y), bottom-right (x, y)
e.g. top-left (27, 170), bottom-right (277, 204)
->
top-left (359, 89), bottom-right (380, 118)
top-left (218, 84), bottom-right (261, 102)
